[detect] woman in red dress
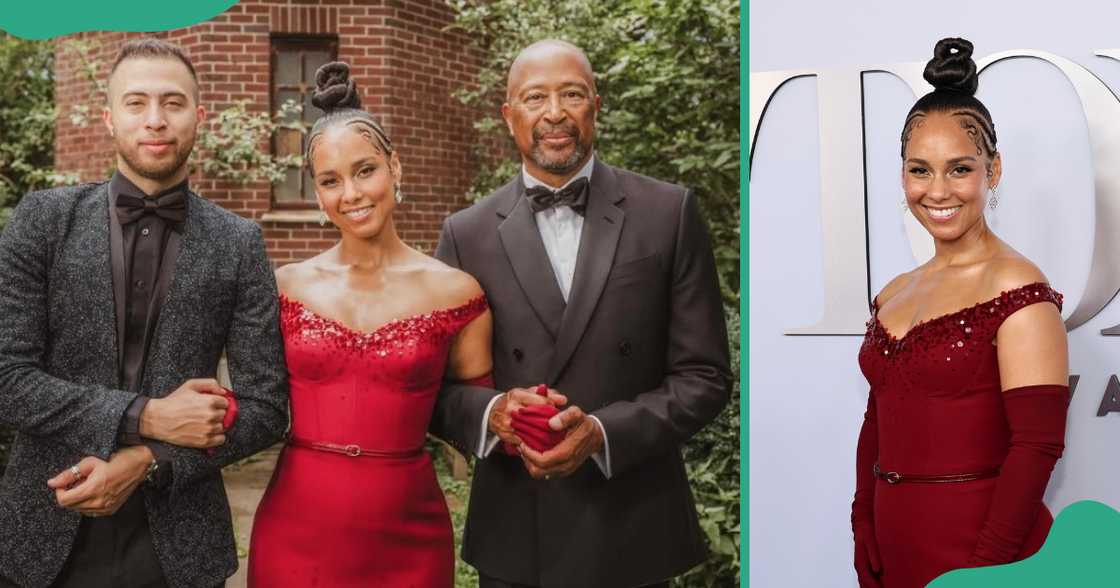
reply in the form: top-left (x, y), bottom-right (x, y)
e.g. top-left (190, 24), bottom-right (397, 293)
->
top-left (247, 63), bottom-right (511, 587)
top-left (851, 38), bottom-right (1070, 588)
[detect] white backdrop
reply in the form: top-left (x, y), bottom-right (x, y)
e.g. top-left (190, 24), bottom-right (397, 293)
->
top-left (749, 2), bottom-right (1120, 586)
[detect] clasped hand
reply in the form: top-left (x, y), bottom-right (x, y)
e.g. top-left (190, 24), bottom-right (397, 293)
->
top-left (490, 387), bottom-right (604, 480)
top-left (141, 378), bottom-right (232, 448)
top-left (47, 445), bottom-right (152, 517)
top-left (45, 378), bottom-right (235, 516)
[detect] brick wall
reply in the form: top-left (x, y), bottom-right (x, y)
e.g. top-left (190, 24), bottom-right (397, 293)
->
top-left (54, 0), bottom-right (485, 265)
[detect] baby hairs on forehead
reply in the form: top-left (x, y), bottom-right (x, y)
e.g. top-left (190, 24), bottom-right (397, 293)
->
top-left (306, 112), bottom-right (394, 175)
top-left (901, 106), bottom-right (998, 175)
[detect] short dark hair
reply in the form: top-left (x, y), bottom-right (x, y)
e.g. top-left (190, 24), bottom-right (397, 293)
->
top-left (109, 38), bottom-right (199, 99)
top-left (901, 38), bottom-right (998, 167)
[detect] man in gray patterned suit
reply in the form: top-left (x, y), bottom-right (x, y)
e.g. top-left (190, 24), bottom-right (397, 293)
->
top-left (0, 39), bottom-right (288, 587)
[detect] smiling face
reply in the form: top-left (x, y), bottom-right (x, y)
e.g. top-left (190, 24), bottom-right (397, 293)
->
top-left (311, 125), bottom-right (402, 239)
top-left (502, 42), bottom-right (600, 186)
top-left (103, 56), bottom-right (204, 192)
top-left (902, 111), bottom-right (1001, 242)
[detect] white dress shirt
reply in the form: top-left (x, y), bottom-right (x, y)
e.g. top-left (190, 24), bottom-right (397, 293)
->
top-left (475, 156), bottom-right (613, 478)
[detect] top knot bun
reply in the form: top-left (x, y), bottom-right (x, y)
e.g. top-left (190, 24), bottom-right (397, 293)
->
top-left (312, 62), bottom-right (362, 112)
top-left (923, 37), bottom-right (978, 95)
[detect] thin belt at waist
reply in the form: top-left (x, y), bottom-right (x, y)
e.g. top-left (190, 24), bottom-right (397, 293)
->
top-left (873, 463), bottom-right (1000, 485)
top-left (287, 436), bottom-right (424, 459)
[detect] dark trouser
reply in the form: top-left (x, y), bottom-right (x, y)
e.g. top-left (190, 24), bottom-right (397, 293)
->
top-left (479, 574), bottom-right (669, 588)
top-left (52, 493), bottom-right (169, 588)
top-left (0, 492), bottom-right (226, 588)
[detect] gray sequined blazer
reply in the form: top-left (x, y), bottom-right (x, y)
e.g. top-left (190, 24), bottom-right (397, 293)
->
top-left (0, 182), bottom-right (289, 588)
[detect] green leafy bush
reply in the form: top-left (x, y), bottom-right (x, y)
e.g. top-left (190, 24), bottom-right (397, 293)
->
top-left (0, 35), bottom-right (75, 229)
top-left (192, 99), bottom-right (306, 185)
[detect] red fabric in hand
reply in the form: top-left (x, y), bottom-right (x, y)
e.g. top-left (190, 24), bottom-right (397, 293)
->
top-left (201, 387), bottom-right (238, 456)
top-left (502, 384), bottom-right (564, 454)
top-left (460, 373), bottom-right (495, 388)
top-left (967, 384), bottom-right (1069, 566)
top-left (511, 410), bottom-right (564, 453)
top-left (201, 387), bottom-right (238, 430)
top-left (510, 387), bottom-right (564, 452)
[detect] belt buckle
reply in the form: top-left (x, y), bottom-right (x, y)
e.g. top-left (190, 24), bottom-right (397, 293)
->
top-left (885, 471), bottom-right (901, 484)
top-left (344, 444), bottom-right (362, 457)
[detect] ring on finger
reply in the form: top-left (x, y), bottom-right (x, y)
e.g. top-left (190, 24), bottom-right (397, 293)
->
top-left (69, 465), bottom-right (82, 479)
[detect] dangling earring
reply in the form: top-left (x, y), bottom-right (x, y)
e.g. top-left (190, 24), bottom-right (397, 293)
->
top-left (900, 192), bottom-right (909, 213)
top-left (988, 185), bottom-right (1000, 210)
top-left (395, 185), bottom-right (404, 204)
top-left (318, 209), bottom-right (328, 227)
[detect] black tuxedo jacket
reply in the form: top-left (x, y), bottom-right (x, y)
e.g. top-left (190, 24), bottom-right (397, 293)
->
top-left (433, 161), bottom-right (731, 588)
top-left (0, 183), bottom-right (289, 588)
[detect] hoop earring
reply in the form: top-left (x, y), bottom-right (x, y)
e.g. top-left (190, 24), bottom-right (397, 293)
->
top-left (318, 210), bottom-right (328, 227)
top-left (395, 185), bottom-right (404, 204)
top-left (988, 185), bottom-right (1000, 211)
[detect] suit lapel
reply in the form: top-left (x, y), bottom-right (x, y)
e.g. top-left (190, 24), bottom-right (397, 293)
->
top-left (106, 189), bottom-right (126, 378)
top-left (547, 161), bottom-right (625, 382)
top-left (497, 176), bottom-right (566, 340)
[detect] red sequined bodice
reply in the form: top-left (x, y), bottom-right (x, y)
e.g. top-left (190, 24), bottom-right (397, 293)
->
top-left (249, 294), bottom-right (487, 587)
top-left (858, 282), bottom-right (1063, 475)
top-left (278, 294), bottom-right (489, 452)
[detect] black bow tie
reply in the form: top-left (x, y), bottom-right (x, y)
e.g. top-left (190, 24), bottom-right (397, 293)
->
top-left (525, 177), bottom-right (589, 216)
top-left (116, 191), bottom-right (187, 231)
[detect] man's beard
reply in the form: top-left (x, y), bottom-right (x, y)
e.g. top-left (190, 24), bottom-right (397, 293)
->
top-left (530, 124), bottom-right (590, 174)
top-left (116, 134), bottom-right (195, 182)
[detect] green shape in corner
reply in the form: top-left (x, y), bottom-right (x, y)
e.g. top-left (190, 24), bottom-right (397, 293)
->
top-left (0, 1), bottom-right (239, 40)
top-left (929, 500), bottom-right (1120, 588)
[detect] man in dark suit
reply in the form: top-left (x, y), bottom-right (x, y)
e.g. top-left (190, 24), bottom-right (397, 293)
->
top-left (434, 39), bottom-right (732, 588)
top-left (0, 38), bottom-right (288, 588)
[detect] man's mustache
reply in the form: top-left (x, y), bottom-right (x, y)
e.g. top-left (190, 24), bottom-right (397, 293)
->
top-left (532, 125), bottom-right (580, 141)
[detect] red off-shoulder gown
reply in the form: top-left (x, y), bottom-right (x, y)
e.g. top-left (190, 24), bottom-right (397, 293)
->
top-left (248, 294), bottom-right (488, 588)
top-left (853, 283), bottom-right (1064, 587)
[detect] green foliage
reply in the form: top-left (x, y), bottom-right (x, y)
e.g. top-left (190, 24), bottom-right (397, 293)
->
top-left (678, 309), bottom-right (741, 587)
top-left (448, 0), bottom-right (741, 305)
top-left (0, 35), bottom-right (68, 465)
top-left (58, 38), bottom-right (107, 128)
top-left (432, 444), bottom-right (480, 587)
top-left (192, 99), bottom-right (306, 185)
top-left (0, 34), bottom-right (77, 229)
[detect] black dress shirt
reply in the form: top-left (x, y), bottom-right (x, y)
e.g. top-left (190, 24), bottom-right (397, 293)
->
top-left (53, 172), bottom-right (188, 588)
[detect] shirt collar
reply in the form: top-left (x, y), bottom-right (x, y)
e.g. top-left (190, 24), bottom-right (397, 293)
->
top-left (522, 153), bottom-right (595, 192)
top-left (110, 170), bottom-right (190, 204)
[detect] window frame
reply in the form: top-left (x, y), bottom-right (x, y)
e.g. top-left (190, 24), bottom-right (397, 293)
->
top-left (269, 34), bottom-right (339, 210)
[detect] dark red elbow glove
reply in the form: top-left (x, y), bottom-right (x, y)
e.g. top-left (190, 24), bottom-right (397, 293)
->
top-left (968, 384), bottom-right (1069, 566)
